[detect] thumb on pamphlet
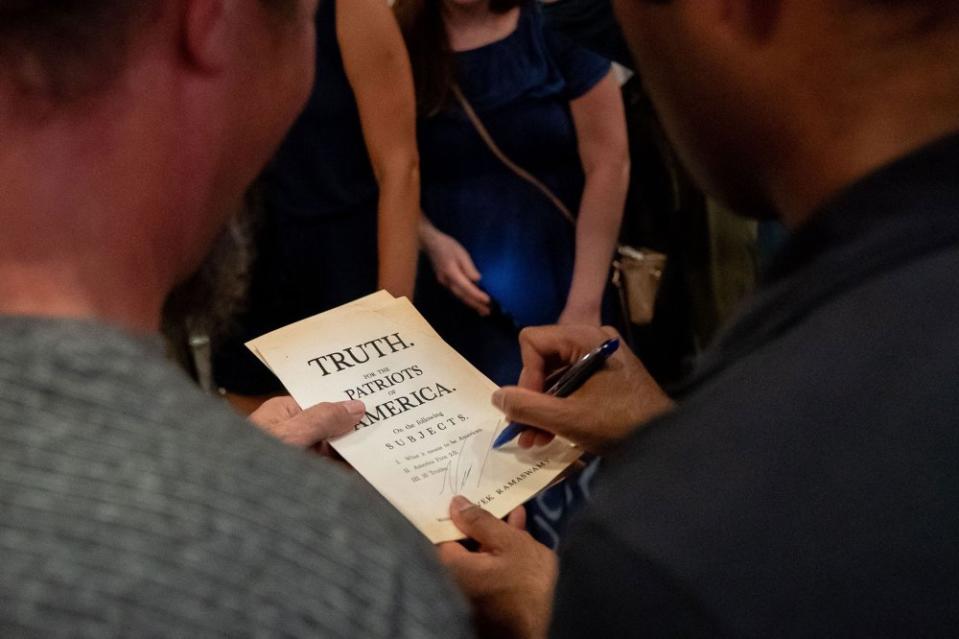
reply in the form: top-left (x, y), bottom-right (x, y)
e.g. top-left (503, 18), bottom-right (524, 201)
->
top-left (438, 498), bottom-right (557, 639)
top-left (249, 397), bottom-right (365, 449)
top-left (300, 400), bottom-right (366, 438)
top-left (449, 497), bottom-right (517, 551)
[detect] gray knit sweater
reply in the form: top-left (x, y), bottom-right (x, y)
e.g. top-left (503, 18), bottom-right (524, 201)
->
top-left (0, 317), bottom-right (469, 638)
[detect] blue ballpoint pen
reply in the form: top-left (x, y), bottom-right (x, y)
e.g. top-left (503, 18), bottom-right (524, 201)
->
top-left (492, 338), bottom-right (621, 449)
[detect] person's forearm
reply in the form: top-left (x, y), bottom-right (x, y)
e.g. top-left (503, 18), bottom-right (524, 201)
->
top-left (376, 157), bottom-right (421, 298)
top-left (565, 161), bottom-right (630, 316)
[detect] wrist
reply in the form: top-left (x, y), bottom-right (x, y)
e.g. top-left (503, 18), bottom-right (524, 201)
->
top-left (561, 297), bottom-right (602, 321)
top-left (377, 274), bottom-right (415, 299)
top-left (418, 219), bottom-right (440, 246)
top-left (564, 300), bottom-right (601, 314)
top-left (564, 285), bottom-right (603, 312)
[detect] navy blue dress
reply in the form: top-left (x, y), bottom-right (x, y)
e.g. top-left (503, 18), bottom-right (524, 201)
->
top-left (416, 3), bottom-right (611, 387)
top-left (214, 0), bottom-right (380, 395)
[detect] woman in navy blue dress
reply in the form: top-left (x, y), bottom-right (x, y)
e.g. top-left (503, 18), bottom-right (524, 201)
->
top-left (396, 0), bottom-right (629, 547)
top-left (397, 0), bottom-right (629, 388)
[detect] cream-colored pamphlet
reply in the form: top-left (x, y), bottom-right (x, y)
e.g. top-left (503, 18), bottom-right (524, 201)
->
top-left (248, 292), bottom-right (582, 543)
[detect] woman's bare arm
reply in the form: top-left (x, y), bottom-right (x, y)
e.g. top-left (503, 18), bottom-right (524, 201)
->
top-left (338, 0), bottom-right (421, 298)
top-left (562, 70), bottom-right (630, 325)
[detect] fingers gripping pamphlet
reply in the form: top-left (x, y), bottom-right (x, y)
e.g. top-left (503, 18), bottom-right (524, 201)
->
top-left (247, 292), bottom-right (583, 543)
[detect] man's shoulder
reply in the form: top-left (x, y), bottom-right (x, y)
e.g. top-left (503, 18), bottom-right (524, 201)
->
top-left (593, 238), bottom-right (959, 521)
top-left (0, 315), bottom-right (302, 480)
top-left (572, 244), bottom-right (959, 636)
top-left (0, 318), bottom-right (467, 637)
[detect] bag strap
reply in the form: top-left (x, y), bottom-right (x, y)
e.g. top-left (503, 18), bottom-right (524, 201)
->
top-left (452, 84), bottom-right (577, 227)
top-left (453, 86), bottom-right (642, 341)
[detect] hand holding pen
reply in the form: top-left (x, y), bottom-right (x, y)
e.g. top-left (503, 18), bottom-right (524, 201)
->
top-left (491, 326), bottom-right (675, 454)
top-left (492, 338), bottom-right (620, 449)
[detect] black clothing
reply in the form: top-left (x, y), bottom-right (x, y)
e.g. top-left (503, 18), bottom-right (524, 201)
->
top-left (553, 133), bottom-right (959, 637)
top-left (262, 0), bottom-right (377, 220)
top-left (540, 0), bottom-right (633, 67)
top-left (214, 207), bottom-right (377, 395)
top-left (213, 0), bottom-right (379, 395)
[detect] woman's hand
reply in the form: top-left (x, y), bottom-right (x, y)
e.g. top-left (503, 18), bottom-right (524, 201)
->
top-left (248, 396), bottom-right (366, 450)
top-left (420, 220), bottom-right (492, 316)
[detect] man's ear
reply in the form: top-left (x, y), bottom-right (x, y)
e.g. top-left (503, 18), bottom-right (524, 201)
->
top-left (181, 0), bottom-right (230, 73)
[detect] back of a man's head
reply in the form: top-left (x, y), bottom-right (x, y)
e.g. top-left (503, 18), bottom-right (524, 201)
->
top-left (0, 0), bottom-right (315, 332)
top-left (0, 1), bottom-right (161, 102)
top-left (0, 0), bottom-right (302, 99)
top-left (614, 0), bottom-right (959, 226)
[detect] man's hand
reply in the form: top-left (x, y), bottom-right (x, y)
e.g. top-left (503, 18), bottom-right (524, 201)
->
top-left (248, 396), bottom-right (365, 450)
top-left (438, 497), bottom-right (557, 639)
top-left (492, 326), bottom-right (674, 454)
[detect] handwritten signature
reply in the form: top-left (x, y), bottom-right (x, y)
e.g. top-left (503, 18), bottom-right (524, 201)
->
top-left (438, 437), bottom-right (475, 496)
